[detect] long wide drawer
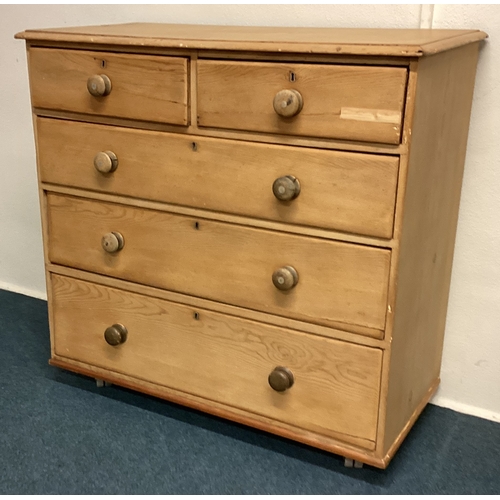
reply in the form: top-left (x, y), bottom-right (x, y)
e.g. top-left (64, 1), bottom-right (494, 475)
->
top-left (37, 117), bottom-right (399, 239)
top-left (28, 48), bottom-right (189, 125)
top-left (47, 194), bottom-right (391, 334)
top-left (197, 60), bottom-right (408, 144)
top-left (51, 274), bottom-right (383, 447)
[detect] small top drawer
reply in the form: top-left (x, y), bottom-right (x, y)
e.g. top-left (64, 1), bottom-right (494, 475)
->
top-left (28, 48), bottom-right (189, 125)
top-left (198, 60), bottom-right (407, 144)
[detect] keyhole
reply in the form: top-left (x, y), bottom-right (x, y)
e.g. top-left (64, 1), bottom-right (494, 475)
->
top-left (191, 142), bottom-right (197, 151)
top-left (100, 60), bottom-right (106, 68)
top-left (289, 71), bottom-right (296, 82)
top-left (193, 312), bottom-right (200, 320)
top-left (194, 221), bottom-right (199, 230)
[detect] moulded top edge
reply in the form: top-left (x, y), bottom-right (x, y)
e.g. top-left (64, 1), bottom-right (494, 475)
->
top-left (15, 23), bottom-right (488, 57)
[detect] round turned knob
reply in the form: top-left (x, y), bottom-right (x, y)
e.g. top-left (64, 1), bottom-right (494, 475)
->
top-left (272, 175), bottom-right (301, 201)
top-left (94, 151), bottom-right (118, 174)
top-left (268, 366), bottom-right (294, 392)
top-left (272, 266), bottom-right (299, 291)
top-left (104, 323), bottom-right (128, 346)
top-left (101, 232), bottom-right (124, 253)
top-left (273, 89), bottom-right (303, 118)
top-left (87, 74), bottom-right (112, 97)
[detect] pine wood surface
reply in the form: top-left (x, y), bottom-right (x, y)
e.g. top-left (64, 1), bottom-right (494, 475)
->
top-left (198, 60), bottom-right (407, 144)
top-left (381, 379), bottom-right (440, 466)
top-left (37, 117), bottom-right (399, 239)
top-left (49, 356), bottom-right (384, 461)
top-left (16, 24), bottom-right (487, 56)
top-left (47, 193), bottom-right (391, 333)
top-left (41, 183), bottom-right (396, 252)
top-left (382, 43), bottom-right (481, 453)
top-left (47, 263), bottom-right (391, 347)
top-left (52, 274), bottom-right (383, 445)
top-left (28, 47), bottom-right (189, 125)
top-left (374, 60), bottom-right (420, 454)
top-left (33, 108), bottom-right (407, 155)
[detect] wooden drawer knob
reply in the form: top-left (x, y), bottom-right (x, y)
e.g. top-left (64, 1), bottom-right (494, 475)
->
top-left (272, 266), bottom-right (299, 291)
top-left (104, 323), bottom-right (128, 346)
top-left (101, 232), bottom-right (124, 253)
top-left (273, 175), bottom-right (301, 201)
top-left (268, 366), bottom-right (294, 392)
top-left (94, 151), bottom-right (118, 174)
top-left (273, 89), bottom-right (303, 118)
top-left (87, 74), bottom-right (112, 97)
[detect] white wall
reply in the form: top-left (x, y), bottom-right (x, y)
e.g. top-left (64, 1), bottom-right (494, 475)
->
top-left (1, 5), bottom-right (498, 422)
top-left (430, 5), bottom-right (500, 422)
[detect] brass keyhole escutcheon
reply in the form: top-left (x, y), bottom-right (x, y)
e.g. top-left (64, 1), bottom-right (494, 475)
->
top-left (104, 323), bottom-right (128, 346)
top-left (268, 366), bottom-right (294, 392)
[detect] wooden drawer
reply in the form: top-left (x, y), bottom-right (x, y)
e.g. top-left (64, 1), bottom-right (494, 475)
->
top-left (47, 194), bottom-right (391, 335)
top-left (28, 48), bottom-right (188, 125)
top-left (37, 117), bottom-right (399, 239)
top-left (197, 60), bottom-right (407, 144)
top-left (51, 274), bottom-right (383, 447)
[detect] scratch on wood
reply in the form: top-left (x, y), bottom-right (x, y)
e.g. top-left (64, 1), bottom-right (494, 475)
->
top-left (340, 108), bottom-right (401, 124)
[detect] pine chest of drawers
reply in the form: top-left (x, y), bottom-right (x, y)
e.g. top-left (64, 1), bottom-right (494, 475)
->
top-left (16, 24), bottom-right (486, 468)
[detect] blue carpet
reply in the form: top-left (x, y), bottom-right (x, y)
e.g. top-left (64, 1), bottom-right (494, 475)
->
top-left (1, 289), bottom-right (499, 494)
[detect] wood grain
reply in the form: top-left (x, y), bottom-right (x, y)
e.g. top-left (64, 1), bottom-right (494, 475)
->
top-left (48, 264), bottom-right (390, 345)
top-left (47, 193), bottom-right (391, 333)
top-left (41, 183), bottom-right (396, 250)
top-left (383, 43), bottom-right (481, 453)
top-left (198, 60), bottom-right (407, 144)
top-left (33, 107), bottom-right (406, 156)
top-left (24, 40), bottom-right (411, 66)
top-left (199, 51), bottom-right (411, 66)
top-left (374, 59), bottom-right (420, 453)
top-left (50, 356), bottom-right (386, 464)
top-left (51, 274), bottom-right (383, 444)
top-left (28, 47), bottom-right (188, 125)
top-left (16, 24), bottom-right (487, 57)
top-left (37, 117), bottom-right (399, 239)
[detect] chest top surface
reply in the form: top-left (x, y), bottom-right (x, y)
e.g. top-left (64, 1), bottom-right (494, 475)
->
top-left (16, 23), bottom-right (487, 56)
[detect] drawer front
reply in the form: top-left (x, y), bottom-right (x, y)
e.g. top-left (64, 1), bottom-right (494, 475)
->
top-left (38, 118), bottom-right (399, 239)
top-left (47, 194), bottom-right (391, 333)
top-left (198, 60), bottom-right (407, 144)
top-left (51, 274), bottom-right (383, 446)
top-left (29, 48), bottom-right (188, 125)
